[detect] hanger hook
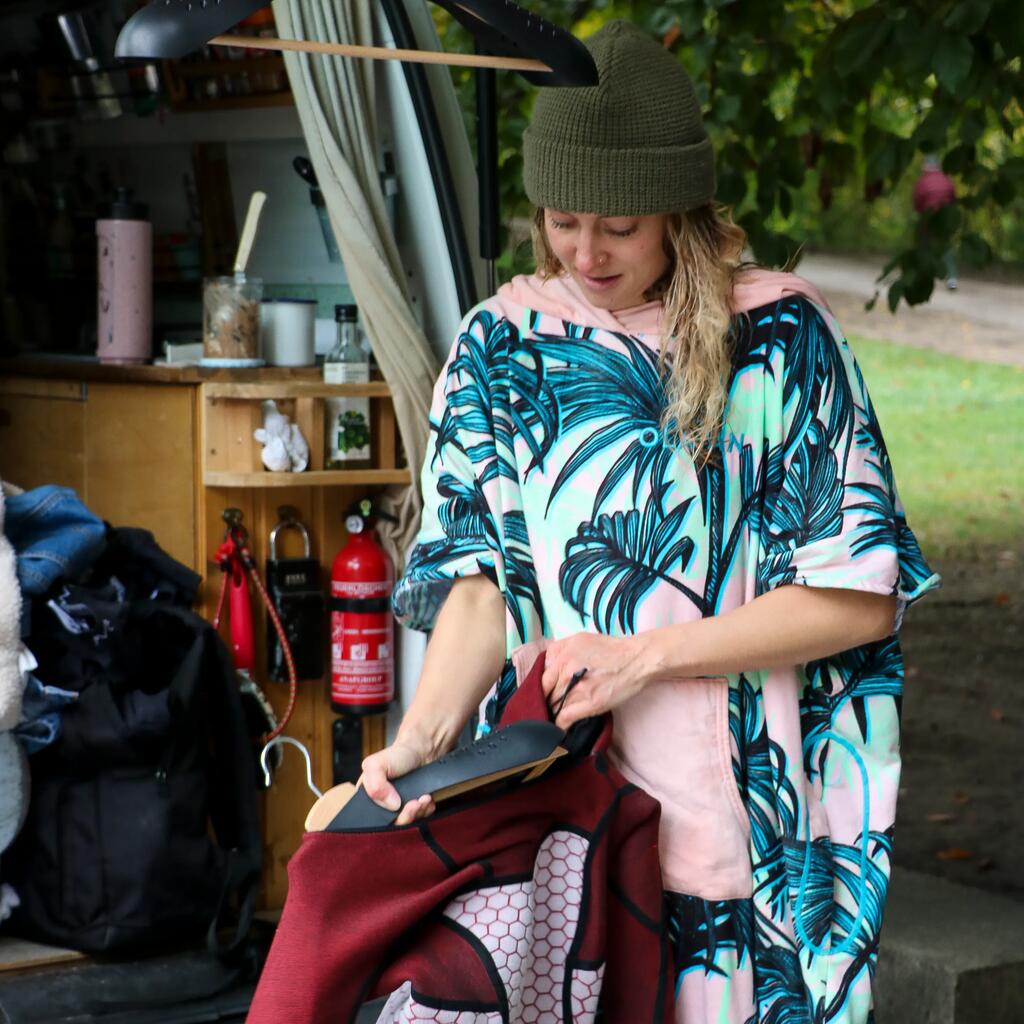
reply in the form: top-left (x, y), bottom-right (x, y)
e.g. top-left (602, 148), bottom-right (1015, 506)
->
top-left (260, 736), bottom-right (323, 798)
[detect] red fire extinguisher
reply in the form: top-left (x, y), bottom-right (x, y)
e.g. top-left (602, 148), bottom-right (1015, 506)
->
top-left (330, 498), bottom-right (395, 715)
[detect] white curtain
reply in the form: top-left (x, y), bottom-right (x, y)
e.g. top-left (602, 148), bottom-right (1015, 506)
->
top-left (272, 0), bottom-right (439, 567)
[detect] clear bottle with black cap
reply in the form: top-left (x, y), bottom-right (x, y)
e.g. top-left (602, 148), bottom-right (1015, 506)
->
top-left (323, 304), bottom-right (372, 469)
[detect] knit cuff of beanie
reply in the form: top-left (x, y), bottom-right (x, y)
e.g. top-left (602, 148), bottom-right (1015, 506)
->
top-left (523, 131), bottom-right (716, 217)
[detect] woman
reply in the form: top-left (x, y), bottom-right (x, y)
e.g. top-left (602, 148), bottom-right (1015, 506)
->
top-left (367, 20), bottom-right (940, 1023)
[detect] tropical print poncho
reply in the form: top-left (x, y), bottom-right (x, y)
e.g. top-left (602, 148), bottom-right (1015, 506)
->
top-left (392, 273), bottom-right (940, 1024)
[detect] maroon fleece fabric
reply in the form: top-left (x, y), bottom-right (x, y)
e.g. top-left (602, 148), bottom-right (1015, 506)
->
top-left (247, 652), bottom-right (671, 1023)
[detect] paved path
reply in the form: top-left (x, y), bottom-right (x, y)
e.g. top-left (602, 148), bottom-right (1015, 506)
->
top-left (796, 252), bottom-right (1024, 367)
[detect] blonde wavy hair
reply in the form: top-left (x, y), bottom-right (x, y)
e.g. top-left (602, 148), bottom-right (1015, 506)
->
top-left (531, 204), bottom-right (749, 468)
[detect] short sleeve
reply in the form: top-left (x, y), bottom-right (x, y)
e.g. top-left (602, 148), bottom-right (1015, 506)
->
top-left (391, 308), bottom-right (506, 633)
top-left (756, 300), bottom-right (941, 632)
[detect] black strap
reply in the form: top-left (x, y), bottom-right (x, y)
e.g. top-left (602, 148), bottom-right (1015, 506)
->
top-left (201, 618), bottom-right (263, 961)
top-left (207, 848), bottom-right (259, 961)
top-left (330, 596), bottom-right (391, 613)
top-left (550, 667), bottom-right (588, 718)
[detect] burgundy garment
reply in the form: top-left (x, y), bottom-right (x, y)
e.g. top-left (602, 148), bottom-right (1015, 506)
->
top-left (247, 653), bottom-right (671, 1024)
top-left (913, 167), bottom-right (956, 212)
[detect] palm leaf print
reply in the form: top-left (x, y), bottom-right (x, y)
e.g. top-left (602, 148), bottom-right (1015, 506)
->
top-left (847, 481), bottom-right (899, 557)
top-left (525, 332), bottom-right (674, 514)
top-left (830, 831), bottom-right (891, 955)
top-left (483, 658), bottom-right (519, 733)
top-left (507, 344), bottom-right (561, 478)
top-left (476, 312), bottom-right (563, 480)
top-left (559, 487), bottom-right (705, 632)
top-left (443, 310), bottom-right (517, 481)
top-left (664, 894), bottom-right (754, 978)
top-left (435, 473), bottom-right (495, 546)
top-left (767, 418), bottom-right (844, 550)
top-left (754, 933), bottom-right (821, 1024)
top-left (782, 829), bottom-right (890, 1012)
top-left (783, 837), bottom-right (834, 950)
top-left (402, 536), bottom-right (491, 585)
top-left (700, 437), bottom-right (773, 613)
top-left (731, 306), bottom-right (782, 379)
top-left (896, 516), bottom-right (940, 599)
top-left (853, 403), bottom-right (895, 492)
top-left (437, 479), bottom-right (542, 642)
top-left (502, 510), bottom-right (545, 640)
top-left (429, 399), bottom-right (462, 470)
top-left (400, 473), bottom-right (499, 623)
top-left (817, 831), bottom-right (893, 1021)
top-left (732, 677), bottom-right (800, 904)
top-left (803, 639), bottom-right (903, 746)
top-left (779, 299), bottom-right (854, 457)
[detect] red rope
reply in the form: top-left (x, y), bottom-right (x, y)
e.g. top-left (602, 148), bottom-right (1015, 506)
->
top-left (211, 556), bottom-right (231, 631)
top-left (211, 531), bottom-right (298, 745)
top-left (237, 538), bottom-right (298, 744)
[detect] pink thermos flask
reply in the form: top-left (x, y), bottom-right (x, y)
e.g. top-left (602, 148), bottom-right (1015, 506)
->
top-left (96, 188), bottom-right (152, 363)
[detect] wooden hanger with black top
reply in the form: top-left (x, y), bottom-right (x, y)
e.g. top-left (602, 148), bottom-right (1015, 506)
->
top-left (115, 0), bottom-right (598, 86)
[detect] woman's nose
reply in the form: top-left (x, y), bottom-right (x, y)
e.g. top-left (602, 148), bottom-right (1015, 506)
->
top-left (575, 233), bottom-right (606, 272)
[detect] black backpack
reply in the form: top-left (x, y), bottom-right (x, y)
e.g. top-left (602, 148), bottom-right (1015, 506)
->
top-left (5, 596), bottom-right (262, 958)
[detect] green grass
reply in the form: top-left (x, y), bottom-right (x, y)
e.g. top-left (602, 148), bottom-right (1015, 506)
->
top-left (848, 336), bottom-right (1024, 559)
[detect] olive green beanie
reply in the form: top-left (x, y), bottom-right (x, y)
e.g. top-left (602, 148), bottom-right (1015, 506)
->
top-left (523, 20), bottom-right (715, 216)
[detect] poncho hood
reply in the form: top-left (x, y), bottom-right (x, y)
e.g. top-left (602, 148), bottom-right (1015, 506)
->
top-left (496, 267), bottom-right (832, 335)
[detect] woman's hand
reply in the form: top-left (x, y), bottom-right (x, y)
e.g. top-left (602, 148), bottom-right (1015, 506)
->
top-left (359, 736), bottom-right (437, 826)
top-left (540, 632), bottom-right (655, 729)
top-left (356, 574), bottom-right (505, 828)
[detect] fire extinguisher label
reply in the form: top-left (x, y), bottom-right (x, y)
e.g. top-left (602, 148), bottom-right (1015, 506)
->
top-left (332, 579), bottom-right (391, 600)
top-left (330, 585), bottom-right (394, 706)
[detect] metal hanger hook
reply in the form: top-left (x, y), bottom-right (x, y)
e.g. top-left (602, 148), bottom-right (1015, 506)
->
top-left (260, 735), bottom-right (323, 798)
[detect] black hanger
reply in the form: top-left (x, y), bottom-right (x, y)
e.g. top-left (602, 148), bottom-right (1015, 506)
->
top-left (115, 0), bottom-right (597, 87)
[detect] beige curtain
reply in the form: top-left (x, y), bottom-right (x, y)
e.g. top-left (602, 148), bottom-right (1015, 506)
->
top-left (272, 0), bottom-right (439, 568)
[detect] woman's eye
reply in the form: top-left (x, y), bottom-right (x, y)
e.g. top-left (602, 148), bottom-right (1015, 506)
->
top-left (549, 220), bottom-right (573, 231)
top-left (606, 226), bottom-right (637, 238)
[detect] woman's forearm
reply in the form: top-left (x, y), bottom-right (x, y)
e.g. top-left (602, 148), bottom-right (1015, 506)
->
top-left (641, 584), bottom-right (898, 682)
top-left (395, 575), bottom-right (506, 760)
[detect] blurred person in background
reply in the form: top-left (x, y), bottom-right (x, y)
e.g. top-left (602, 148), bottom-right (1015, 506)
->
top-left (913, 155), bottom-right (959, 290)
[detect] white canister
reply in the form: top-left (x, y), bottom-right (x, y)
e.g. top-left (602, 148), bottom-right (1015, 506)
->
top-left (259, 299), bottom-right (317, 367)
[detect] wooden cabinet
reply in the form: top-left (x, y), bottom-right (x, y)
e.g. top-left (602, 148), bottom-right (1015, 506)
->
top-left (0, 364), bottom-right (409, 908)
top-left (0, 377), bottom-right (196, 569)
top-left (0, 378), bottom-right (88, 496)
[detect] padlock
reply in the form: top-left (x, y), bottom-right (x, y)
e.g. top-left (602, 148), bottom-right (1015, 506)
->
top-left (266, 507), bottom-right (324, 681)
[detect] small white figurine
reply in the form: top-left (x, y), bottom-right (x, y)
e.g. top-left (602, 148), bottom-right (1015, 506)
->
top-left (253, 400), bottom-right (309, 473)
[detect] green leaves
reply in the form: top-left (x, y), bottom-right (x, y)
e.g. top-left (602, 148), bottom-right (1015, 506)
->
top-left (433, 2), bottom-right (1023, 307)
top-left (712, 93), bottom-right (742, 124)
top-left (960, 232), bottom-right (993, 266)
top-left (943, 0), bottom-right (993, 35)
top-left (834, 14), bottom-right (891, 76)
top-left (933, 35), bottom-right (975, 96)
top-left (913, 104), bottom-right (954, 154)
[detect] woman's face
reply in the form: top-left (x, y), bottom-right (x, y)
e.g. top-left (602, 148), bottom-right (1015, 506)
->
top-left (543, 210), bottom-right (671, 310)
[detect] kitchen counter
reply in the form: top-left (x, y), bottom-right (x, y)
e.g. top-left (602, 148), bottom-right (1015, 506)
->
top-left (0, 356), bottom-right (324, 386)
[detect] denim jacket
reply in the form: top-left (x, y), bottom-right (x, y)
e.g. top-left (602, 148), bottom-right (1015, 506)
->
top-left (4, 486), bottom-right (105, 597)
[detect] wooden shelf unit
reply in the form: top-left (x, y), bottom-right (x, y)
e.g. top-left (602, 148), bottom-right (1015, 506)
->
top-left (206, 469), bottom-right (411, 488)
top-left (201, 379), bottom-right (404, 486)
top-left (0, 366), bottom-right (410, 909)
top-left (162, 54), bottom-right (293, 113)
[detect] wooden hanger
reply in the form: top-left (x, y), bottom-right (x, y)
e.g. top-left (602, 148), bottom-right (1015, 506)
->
top-left (204, 33), bottom-right (548, 74)
top-left (304, 746), bottom-right (566, 832)
top-left (259, 725), bottom-right (569, 834)
top-left (283, 720), bottom-right (571, 832)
